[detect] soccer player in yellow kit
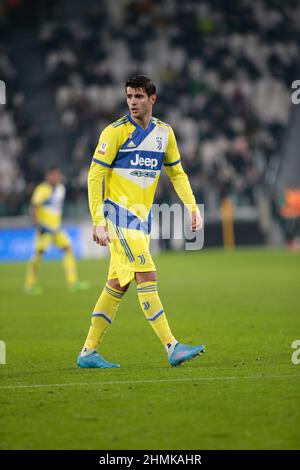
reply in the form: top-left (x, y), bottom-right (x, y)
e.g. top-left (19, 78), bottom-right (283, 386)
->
top-left (25, 167), bottom-right (88, 294)
top-left (77, 75), bottom-right (205, 368)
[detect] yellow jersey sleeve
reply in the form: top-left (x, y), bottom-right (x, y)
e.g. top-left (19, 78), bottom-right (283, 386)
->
top-left (164, 127), bottom-right (198, 214)
top-left (93, 124), bottom-right (120, 166)
top-left (164, 127), bottom-right (181, 166)
top-left (89, 125), bottom-right (120, 226)
top-left (31, 183), bottom-right (52, 206)
top-left (88, 162), bottom-right (108, 226)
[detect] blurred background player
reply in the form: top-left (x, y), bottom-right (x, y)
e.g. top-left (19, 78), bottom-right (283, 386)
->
top-left (24, 167), bottom-right (89, 293)
top-left (1, 1), bottom-right (299, 250)
top-left (277, 186), bottom-right (300, 252)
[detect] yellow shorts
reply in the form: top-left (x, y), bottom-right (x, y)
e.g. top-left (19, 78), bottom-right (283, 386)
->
top-left (35, 229), bottom-right (71, 252)
top-left (107, 220), bottom-right (156, 286)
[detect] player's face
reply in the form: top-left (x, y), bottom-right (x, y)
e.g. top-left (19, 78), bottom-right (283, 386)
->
top-left (126, 87), bottom-right (156, 119)
top-left (47, 169), bottom-right (62, 186)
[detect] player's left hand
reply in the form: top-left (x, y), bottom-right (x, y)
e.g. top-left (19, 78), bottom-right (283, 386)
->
top-left (191, 210), bottom-right (203, 231)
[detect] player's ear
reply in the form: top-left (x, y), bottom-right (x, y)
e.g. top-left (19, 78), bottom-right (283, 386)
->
top-left (150, 94), bottom-right (156, 105)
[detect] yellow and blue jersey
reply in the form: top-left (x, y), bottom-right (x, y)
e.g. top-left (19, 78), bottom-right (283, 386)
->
top-left (31, 182), bottom-right (66, 232)
top-left (88, 114), bottom-right (197, 233)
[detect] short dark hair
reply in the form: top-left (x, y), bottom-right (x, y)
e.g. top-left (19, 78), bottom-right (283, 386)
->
top-left (45, 166), bottom-right (60, 175)
top-left (125, 74), bottom-right (156, 96)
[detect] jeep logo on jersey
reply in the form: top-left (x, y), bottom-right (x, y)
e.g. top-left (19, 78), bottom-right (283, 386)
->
top-left (130, 154), bottom-right (158, 169)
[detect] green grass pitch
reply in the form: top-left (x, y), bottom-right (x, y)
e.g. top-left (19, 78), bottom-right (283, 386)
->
top-left (0, 248), bottom-right (299, 450)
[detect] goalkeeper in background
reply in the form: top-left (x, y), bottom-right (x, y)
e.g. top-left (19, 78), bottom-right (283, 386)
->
top-left (24, 167), bottom-right (89, 294)
top-left (77, 74), bottom-right (205, 368)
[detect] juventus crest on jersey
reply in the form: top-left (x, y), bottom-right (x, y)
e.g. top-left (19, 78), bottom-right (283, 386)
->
top-left (110, 118), bottom-right (170, 189)
top-left (89, 113), bottom-right (195, 233)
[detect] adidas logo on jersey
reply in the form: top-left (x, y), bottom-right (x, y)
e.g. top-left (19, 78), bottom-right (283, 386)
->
top-left (127, 141), bottom-right (136, 148)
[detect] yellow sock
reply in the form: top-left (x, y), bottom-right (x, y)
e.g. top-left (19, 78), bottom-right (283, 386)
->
top-left (62, 250), bottom-right (78, 285)
top-left (137, 281), bottom-right (175, 346)
top-left (83, 283), bottom-right (125, 350)
top-left (25, 253), bottom-right (41, 288)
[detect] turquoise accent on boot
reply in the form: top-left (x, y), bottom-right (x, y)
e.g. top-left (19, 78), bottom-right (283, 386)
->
top-left (77, 351), bottom-right (120, 368)
top-left (168, 343), bottom-right (205, 367)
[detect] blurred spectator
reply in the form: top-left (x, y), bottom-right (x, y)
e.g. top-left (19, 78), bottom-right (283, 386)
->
top-left (38, 0), bottom-right (299, 210)
top-left (1, 0), bottom-right (300, 216)
top-left (0, 45), bottom-right (41, 215)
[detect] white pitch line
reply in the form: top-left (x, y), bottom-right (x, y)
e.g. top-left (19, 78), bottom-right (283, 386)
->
top-left (0, 374), bottom-right (299, 390)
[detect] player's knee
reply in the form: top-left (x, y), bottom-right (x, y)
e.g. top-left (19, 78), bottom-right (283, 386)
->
top-left (107, 278), bottom-right (130, 293)
top-left (135, 271), bottom-right (157, 284)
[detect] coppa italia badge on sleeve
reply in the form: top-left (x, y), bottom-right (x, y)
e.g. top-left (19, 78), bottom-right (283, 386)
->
top-left (98, 141), bottom-right (108, 155)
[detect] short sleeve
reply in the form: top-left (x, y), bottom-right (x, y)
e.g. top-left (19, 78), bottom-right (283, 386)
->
top-left (163, 127), bottom-right (181, 167)
top-left (92, 124), bottom-right (119, 167)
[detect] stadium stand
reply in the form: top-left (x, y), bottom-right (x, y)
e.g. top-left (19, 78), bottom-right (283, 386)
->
top-left (0, 0), bottom-right (299, 222)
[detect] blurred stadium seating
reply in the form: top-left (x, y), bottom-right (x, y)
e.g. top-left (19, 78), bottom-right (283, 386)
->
top-left (0, 0), bottom-right (300, 247)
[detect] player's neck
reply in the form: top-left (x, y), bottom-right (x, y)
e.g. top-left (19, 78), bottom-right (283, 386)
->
top-left (130, 112), bottom-right (152, 130)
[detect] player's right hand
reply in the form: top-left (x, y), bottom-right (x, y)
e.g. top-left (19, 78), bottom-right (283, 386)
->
top-left (191, 209), bottom-right (203, 231)
top-left (93, 225), bottom-right (110, 246)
